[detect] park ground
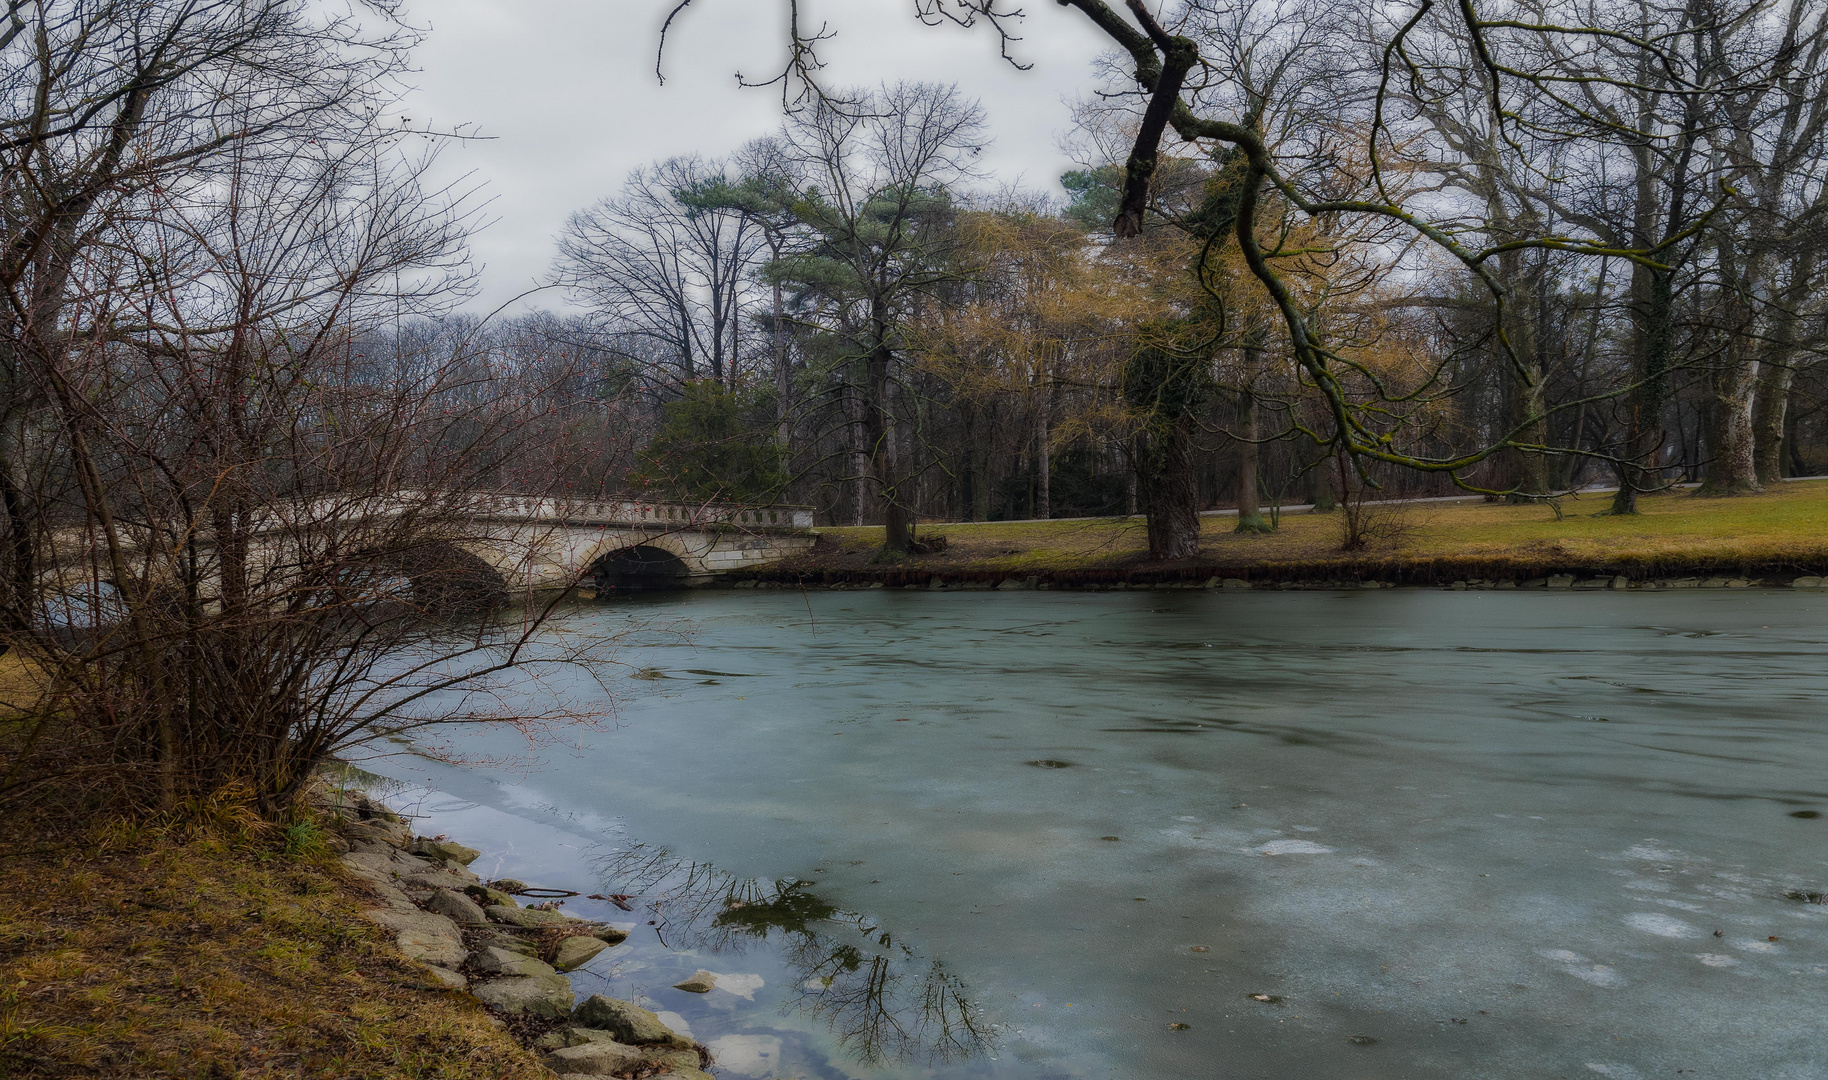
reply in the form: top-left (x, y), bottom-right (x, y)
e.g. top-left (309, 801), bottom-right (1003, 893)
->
top-left (778, 478), bottom-right (1828, 583)
top-left (0, 802), bottom-right (549, 1080)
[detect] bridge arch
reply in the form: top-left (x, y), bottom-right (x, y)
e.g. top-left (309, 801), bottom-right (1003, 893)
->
top-left (588, 542), bottom-right (692, 592)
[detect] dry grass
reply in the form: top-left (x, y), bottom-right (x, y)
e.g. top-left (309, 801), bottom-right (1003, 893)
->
top-left (0, 813), bottom-right (548, 1079)
top-left (795, 479), bottom-right (1828, 577)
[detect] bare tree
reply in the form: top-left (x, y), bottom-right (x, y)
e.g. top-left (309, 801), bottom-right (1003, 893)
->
top-left (556, 155), bottom-right (771, 388)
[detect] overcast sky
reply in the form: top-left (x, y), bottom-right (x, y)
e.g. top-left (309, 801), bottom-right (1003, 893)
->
top-left (399, 1), bottom-right (1114, 314)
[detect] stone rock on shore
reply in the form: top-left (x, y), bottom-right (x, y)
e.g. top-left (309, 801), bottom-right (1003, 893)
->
top-left (485, 904), bottom-right (575, 928)
top-left (552, 934), bottom-right (610, 972)
top-left (411, 837), bottom-right (482, 865)
top-left (571, 994), bottom-right (696, 1049)
top-left (672, 969), bottom-right (717, 993)
top-left (472, 973), bottom-right (575, 1018)
top-left (542, 1039), bottom-right (649, 1076)
top-left (363, 907), bottom-right (466, 970)
top-left (471, 945), bottom-right (557, 978)
top-left (465, 884), bottom-right (516, 907)
top-left (423, 888), bottom-right (487, 925)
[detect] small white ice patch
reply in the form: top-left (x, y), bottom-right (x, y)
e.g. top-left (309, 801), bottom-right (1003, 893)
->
top-left (655, 1010), bottom-right (694, 1036)
top-left (1732, 938), bottom-right (1782, 953)
top-left (1623, 912), bottom-right (1703, 938)
top-left (1695, 953), bottom-right (1740, 968)
top-left (1256, 839), bottom-right (1334, 855)
top-left (1538, 948), bottom-right (1627, 987)
top-left (1292, 825), bottom-right (1320, 832)
top-left (1567, 964), bottom-right (1628, 988)
top-left (1585, 1063), bottom-right (1643, 1079)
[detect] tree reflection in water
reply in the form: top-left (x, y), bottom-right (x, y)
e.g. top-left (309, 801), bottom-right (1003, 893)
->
top-left (592, 844), bottom-right (994, 1068)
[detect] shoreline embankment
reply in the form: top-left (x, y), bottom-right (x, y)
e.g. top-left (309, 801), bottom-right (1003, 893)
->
top-left (330, 789), bottom-right (717, 1078)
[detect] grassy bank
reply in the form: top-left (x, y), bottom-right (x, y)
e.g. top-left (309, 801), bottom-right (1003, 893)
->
top-left (764, 479), bottom-right (1828, 584)
top-left (0, 809), bottom-right (547, 1080)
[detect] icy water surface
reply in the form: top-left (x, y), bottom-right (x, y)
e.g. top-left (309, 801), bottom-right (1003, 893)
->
top-left (367, 589), bottom-right (1828, 1080)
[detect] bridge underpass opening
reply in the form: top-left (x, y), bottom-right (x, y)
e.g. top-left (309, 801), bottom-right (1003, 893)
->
top-left (591, 545), bottom-right (691, 592)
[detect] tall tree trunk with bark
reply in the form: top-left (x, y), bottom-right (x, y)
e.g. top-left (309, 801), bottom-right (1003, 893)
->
top-left (1124, 343), bottom-right (1206, 560)
top-left (864, 328), bottom-right (909, 554)
top-left (1133, 420), bottom-right (1201, 560)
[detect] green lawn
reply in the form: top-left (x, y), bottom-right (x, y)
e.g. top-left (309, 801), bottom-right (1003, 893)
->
top-left (795, 479), bottom-right (1828, 578)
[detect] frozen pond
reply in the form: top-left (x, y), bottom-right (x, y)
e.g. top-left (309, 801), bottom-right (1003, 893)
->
top-left (367, 589), bottom-right (1828, 1079)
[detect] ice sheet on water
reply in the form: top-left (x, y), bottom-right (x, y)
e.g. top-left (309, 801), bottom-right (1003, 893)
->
top-left (1255, 839), bottom-right (1335, 855)
top-left (1537, 949), bottom-right (1628, 988)
top-left (1622, 912), bottom-right (1704, 938)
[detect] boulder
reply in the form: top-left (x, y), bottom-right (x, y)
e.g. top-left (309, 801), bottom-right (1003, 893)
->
top-left (423, 888), bottom-right (488, 925)
top-left (400, 868), bottom-right (479, 893)
top-left (571, 995), bottom-right (695, 1048)
top-left (437, 860), bottom-right (482, 883)
top-left (363, 907), bottom-right (466, 968)
top-left (1610, 575), bottom-right (1630, 589)
top-left (364, 906), bottom-right (459, 939)
top-left (541, 1040), bottom-right (649, 1077)
top-left (1792, 576), bottom-right (1824, 588)
top-left (411, 837), bottom-right (482, 865)
top-left (472, 973), bottom-right (575, 1019)
top-left (1701, 577), bottom-right (1729, 588)
top-left (595, 926), bottom-right (630, 945)
top-left (471, 928), bottom-right (539, 956)
top-left (465, 884), bottom-right (516, 907)
top-left (471, 945), bottom-right (558, 978)
top-left (344, 818), bottom-right (410, 846)
top-left (672, 969), bottom-right (717, 993)
top-left (394, 926), bottom-right (468, 969)
top-left (1546, 574), bottom-right (1575, 589)
top-left (1221, 578), bottom-right (1250, 589)
top-left (418, 964), bottom-right (468, 990)
top-left (490, 878), bottom-right (529, 894)
top-left (644, 1048), bottom-right (706, 1073)
top-left (485, 904), bottom-right (576, 928)
top-left (553, 935), bottom-right (610, 972)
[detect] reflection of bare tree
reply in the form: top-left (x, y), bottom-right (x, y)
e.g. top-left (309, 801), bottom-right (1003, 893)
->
top-left (590, 845), bottom-right (993, 1067)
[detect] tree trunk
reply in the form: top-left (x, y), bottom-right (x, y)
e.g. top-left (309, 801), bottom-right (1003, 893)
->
top-left (1234, 384), bottom-right (1269, 533)
top-left (864, 334), bottom-right (908, 553)
top-left (1134, 420), bottom-right (1201, 560)
top-left (1035, 395), bottom-right (1051, 520)
top-left (1698, 355), bottom-right (1761, 495)
top-left (773, 278), bottom-right (790, 446)
top-left (1751, 262), bottom-right (1812, 485)
top-left (1610, 268), bottom-right (1676, 514)
top-left (846, 376), bottom-right (867, 526)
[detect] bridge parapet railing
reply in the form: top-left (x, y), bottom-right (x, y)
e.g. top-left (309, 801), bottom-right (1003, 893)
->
top-left (458, 495), bottom-right (813, 530)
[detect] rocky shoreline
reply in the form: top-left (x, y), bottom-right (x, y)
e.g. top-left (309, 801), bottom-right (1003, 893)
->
top-left (325, 790), bottom-right (714, 1080)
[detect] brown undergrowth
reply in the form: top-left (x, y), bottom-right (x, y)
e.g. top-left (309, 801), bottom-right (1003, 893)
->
top-left (0, 799), bottom-right (547, 1079)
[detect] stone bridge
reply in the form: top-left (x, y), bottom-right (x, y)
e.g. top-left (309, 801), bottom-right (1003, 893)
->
top-left (453, 496), bottom-right (816, 592)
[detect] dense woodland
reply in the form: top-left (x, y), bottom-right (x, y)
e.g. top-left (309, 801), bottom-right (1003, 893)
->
top-left (460, 0), bottom-right (1828, 559)
top-left (6, 0), bottom-right (1828, 811)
